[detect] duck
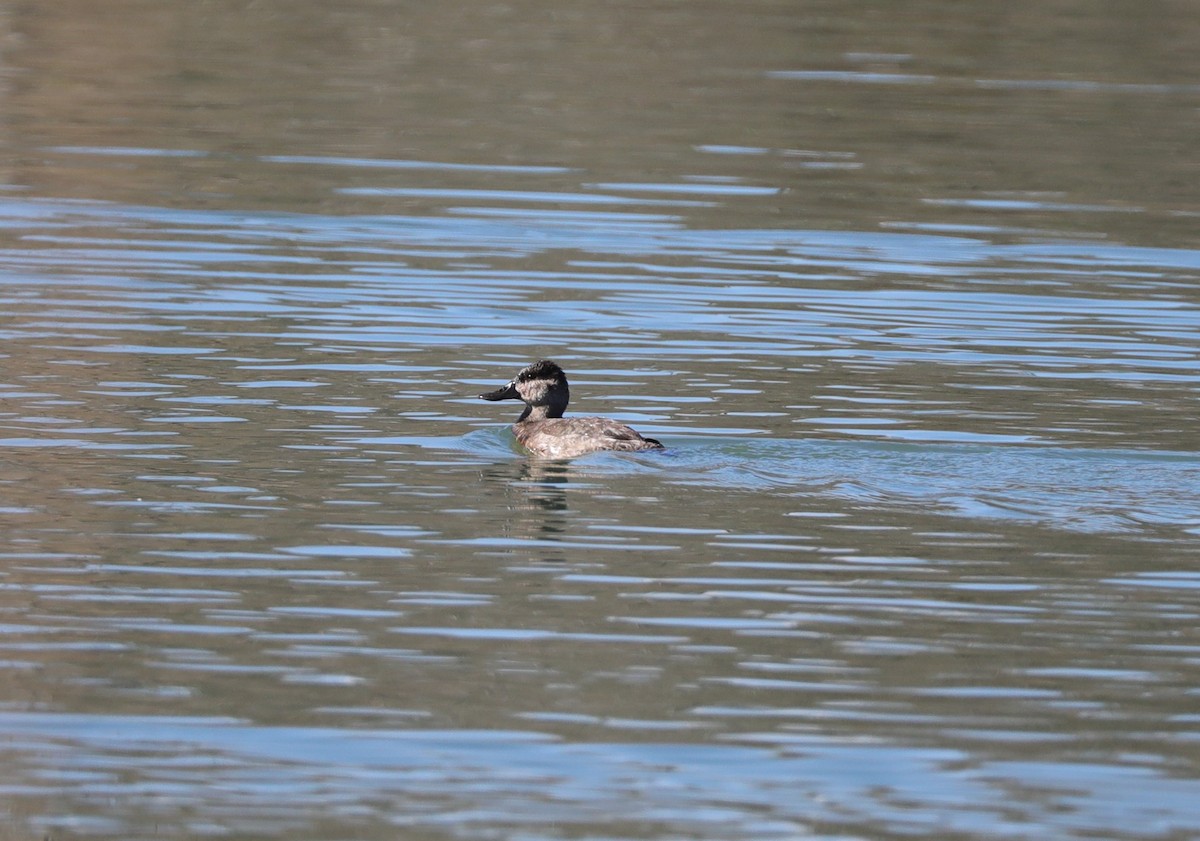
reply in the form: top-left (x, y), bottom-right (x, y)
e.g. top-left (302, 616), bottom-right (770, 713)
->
top-left (478, 360), bottom-right (665, 459)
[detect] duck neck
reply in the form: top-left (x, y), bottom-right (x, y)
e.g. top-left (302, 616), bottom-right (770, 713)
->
top-left (518, 401), bottom-right (566, 423)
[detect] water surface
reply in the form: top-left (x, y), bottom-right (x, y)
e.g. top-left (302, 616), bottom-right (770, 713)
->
top-left (2, 2), bottom-right (1200, 839)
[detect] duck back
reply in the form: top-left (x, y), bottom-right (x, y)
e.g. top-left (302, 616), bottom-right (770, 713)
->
top-left (514, 416), bottom-right (664, 459)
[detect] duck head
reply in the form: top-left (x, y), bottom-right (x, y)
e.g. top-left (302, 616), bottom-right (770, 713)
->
top-left (479, 359), bottom-right (570, 421)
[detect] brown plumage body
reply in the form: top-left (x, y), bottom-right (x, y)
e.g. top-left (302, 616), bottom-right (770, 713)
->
top-left (479, 360), bottom-right (664, 459)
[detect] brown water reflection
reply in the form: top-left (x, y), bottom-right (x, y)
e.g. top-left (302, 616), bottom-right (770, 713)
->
top-left (2, 1), bottom-right (1200, 840)
top-left (5, 1), bottom-right (1199, 239)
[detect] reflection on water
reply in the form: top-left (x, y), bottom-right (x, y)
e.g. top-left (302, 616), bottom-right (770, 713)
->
top-left (2, 1), bottom-right (1200, 839)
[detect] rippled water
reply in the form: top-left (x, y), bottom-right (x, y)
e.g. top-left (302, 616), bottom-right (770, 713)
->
top-left (3, 2), bottom-right (1200, 840)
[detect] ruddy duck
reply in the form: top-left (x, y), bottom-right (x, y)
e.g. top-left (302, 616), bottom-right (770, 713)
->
top-left (479, 360), bottom-right (664, 459)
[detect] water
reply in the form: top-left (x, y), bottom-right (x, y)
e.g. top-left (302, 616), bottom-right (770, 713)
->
top-left (2, 2), bottom-right (1200, 839)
